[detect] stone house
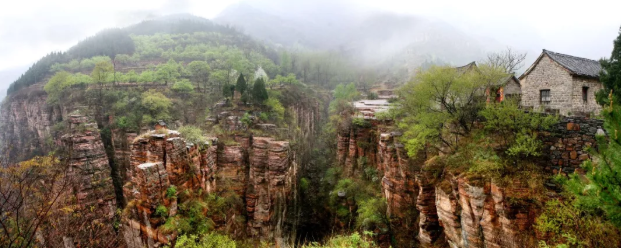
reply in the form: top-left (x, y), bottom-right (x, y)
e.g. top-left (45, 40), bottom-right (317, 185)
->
top-left (519, 49), bottom-right (603, 116)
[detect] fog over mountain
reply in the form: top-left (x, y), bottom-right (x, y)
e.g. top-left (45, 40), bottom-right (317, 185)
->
top-left (215, 0), bottom-right (505, 70)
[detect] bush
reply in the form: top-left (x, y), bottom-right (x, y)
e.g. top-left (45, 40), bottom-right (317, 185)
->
top-left (178, 125), bottom-right (207, 145)
top-left (171, 233), bottom-right (236, 248)
top-left (352, 117), bottom-right (370, 128)
top-left (166, 185), bottom-right (177, 199)
top-left (302, 232), bottom-right (375, 248)
top-left (155, 205), bottom-right (168, 218)
top-left (300, 177), bottom-right (310, 192)
top-left (535, 199), bottom-right (620, 248)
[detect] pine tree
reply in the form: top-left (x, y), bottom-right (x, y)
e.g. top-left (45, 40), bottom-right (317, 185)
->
top-left (252, 78), bottom-right (269, 104)
top-left (565, 102), bottom-right (621, 226)
top-left (236, 73), bottom-right (247, 95)
top-left (599, 26), bottom-right (621, 102)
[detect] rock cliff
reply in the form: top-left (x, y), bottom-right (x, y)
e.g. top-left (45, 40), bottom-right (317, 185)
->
top-left (336, 118), bottom-right (555, 248)
top-left (122, 130), bottom-right (297, 247)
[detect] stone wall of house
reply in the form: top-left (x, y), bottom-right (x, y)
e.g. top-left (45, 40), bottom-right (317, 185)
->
top-left (570, 77), bottom-right (603, 116)
top-left (541, 116), bottom-right (605, 175)
top-left (503, 78), bottom-right (522, 97)
top-left (520, 55), bottom-right (575, 115)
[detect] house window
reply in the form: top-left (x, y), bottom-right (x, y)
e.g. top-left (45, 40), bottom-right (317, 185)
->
top-left (582, 87), bottom-right (589, 104)
top-left (540, 90), bottom-right (551, 104)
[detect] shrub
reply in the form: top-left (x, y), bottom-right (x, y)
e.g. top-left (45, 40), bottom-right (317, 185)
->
top-left (302, 232), bottom-right (375, 248)
top-left (535, 199), bottom-right (620, 248)
top-left (352, 117), bottom-right (370, 128)
top-left (155, 205), bottom-right (168, 218)
top-left (179, 125), bottom-right (207, 145)
top-left (300, 177), bottom-right (310, 192)
top-left (171, 233), bottom-right (236, 248)
top-left (166, 185), bottom-right (177, 199)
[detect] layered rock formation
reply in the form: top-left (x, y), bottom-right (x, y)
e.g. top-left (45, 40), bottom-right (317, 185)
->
top-left (0, 89), bottom-right (60, 162)
top-left (54, 115), bottom-right (118, 247)
top-left (122, 130), bottom-right (296, 247)
top-left (336, 118), bottom-right (555, 248)
top-left (435, 177), bottom-right (537, 248)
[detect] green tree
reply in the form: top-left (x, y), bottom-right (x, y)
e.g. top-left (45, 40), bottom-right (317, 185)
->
top-left (141, 89), bottom-right (172, 124)
top-left (396, 65), bottom-right (506, 155)
top-left (599, 26), bottom-right (621, 102)
top-left (91, 60), bottom-right (113, 86)
top-left (479, 100), bottom-right (558, 158)
top-left (252, 77), bottom-right (269, 104)
top-left (565, 103), bottom-right (621, 227)
top-left (222, 82), bottom-right (234, 99)
top-left (138, 70), bottom-right (155, 83)
top-left (235, 73), bottom-right (247, 95)
top-left (155, 59), bottom-right (180, 85)
top-left (44, 71), bottom-right (75, 105)
top-left (187, 61), bottom-right (211, 91)
top-left (126, 70), bottom-right (138, 83)
top-left (172, 79), bottom-right (195, 94)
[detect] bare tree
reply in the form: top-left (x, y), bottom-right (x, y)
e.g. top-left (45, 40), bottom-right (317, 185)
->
top-left (0, 155), bottom-right (71, 248)
top-left (485, 47), bottom-right (527, 74)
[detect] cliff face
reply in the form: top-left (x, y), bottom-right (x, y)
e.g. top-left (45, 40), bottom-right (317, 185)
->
top-left (122, 131), bottom-right (297, 247)
top-left (0, 90), bottom-right (61, 162)
top-left (336, 120), bottom-right (544, 248)
top-left (47, 115), bottom-right (119, 247)
top-left (435, 176), bottom-right (538, 248)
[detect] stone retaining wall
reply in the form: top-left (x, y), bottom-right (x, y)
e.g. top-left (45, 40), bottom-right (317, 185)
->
top-left (542, 116), bottom-right (605, 174)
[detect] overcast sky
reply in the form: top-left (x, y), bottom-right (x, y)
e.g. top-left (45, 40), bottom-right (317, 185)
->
top-left (1, 0), bottom-right (620, 88)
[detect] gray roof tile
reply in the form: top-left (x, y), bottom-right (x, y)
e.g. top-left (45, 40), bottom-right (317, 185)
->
top-left (543, 50), bottom-right (602, 78)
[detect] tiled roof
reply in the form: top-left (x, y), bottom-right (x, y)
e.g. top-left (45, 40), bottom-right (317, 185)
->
top-left (455, 61), bottom-right (477, 74)
top-left (543, 50), bottom-right (602, 78)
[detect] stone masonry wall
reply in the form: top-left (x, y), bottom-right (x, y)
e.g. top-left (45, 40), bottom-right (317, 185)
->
top-left (541, 116), bottom-right (605, 175)
top-left (521, 55), bottom-right (575, 115)
top-left (570, 77), bottom-right (603, 116)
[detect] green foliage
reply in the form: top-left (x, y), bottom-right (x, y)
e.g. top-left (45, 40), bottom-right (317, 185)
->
top-left (259, 112), bottom-right (268, 121)
top-left (535, 199), bottom-right (620, 247)
top-left (91, 60), bottom-right (113, 84)
top-left (166, 186), bottom-right (177, 199)
top-left (599, 26), bottom-right (621, 101)
top-left (155, 205), bottom-right (168, 218)
top-left (268, 73), bottom-right (298, 88)
top-left (240, 112), bottom-right (253, 128)
top-left (187, 61), bottom-right (211, 90)
top-left (44, 71), bottom-right (75, 105)
top-left (222, 82), bottom-right (235, 99)
top-left (356, 198), bottom-right (387, 231)
top-left (236, 73), bottom-right (247, 95)
top-left (301, 232), bottom-right (376, 248)
top-left (178, 125), bottom-right (206, 145)
top-left (352, 117), bottom-right (371, 128)
top-left (332, 83), bottom-right (359, 102)
top-left (479, 100), bottom-right (558, 158)
top-left (396, 64), bottom-right (507, 156)
top-left (264, 98), bottom-right (285, 123)
top-left (141, 90), bottom-right (172, 124)
top-left (366, 92), bottom-right (378, 100)
top-left (172, 233), bottom-right (236, 248)
top-left (300, 177), bottom-right (310, 192)
top-left (156, 59), bottom-right (181, 84)
top-left (172, 79), bottom-right (195, 94)
top-left (252, 78), bottom-right (269, 104)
